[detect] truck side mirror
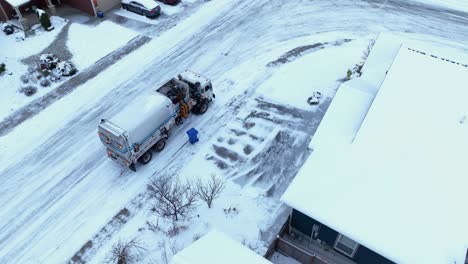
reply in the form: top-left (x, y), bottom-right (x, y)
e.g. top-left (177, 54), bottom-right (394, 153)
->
top-left (133, 143), bottom-right (140, 152)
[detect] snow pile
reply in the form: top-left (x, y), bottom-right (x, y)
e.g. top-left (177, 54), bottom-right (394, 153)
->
top-left (171, 230), bottom-right (272, 264)
top-left (67, 21), bottom-right (138, 69)
top-left (282, 44), bottom-right (468, 264)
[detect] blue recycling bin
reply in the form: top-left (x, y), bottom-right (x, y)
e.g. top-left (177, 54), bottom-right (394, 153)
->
top-left (97, 11), bottom-right (104, 18)
top-left (186, 128), bottom-right (199, 144)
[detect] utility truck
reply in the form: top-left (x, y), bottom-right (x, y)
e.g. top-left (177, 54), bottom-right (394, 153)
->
top-left (98, 70), bottom-right (215, 171)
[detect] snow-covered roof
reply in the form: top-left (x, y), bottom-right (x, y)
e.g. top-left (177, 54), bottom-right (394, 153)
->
top-left (180, 70), bottom-right (210, 87)
top-left (283, 45), bottom-right (468, 264)
top-left (170, 230), bottom-right (272, 264)
top-left (308, 78), bottom-right (376, 151)
top-left (4, 0), bottom-right (30, 8)
top-left (360, 33), bottom-right (402, 89)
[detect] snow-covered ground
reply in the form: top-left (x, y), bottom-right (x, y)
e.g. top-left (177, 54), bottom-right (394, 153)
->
top-left (270, 252), bottom-right (301, 264)
top-left (0, 17), bottom-right (67, 119)
top-left (0, 17), bottom-right (138, 121)
top-left (67, 21), bottom-right (138, 69)
top-left (0, 0), bottom-right (467, 263)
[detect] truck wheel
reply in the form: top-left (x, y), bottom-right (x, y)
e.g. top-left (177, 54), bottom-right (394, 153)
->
top-left (138, 151), bottom-right (152, 164)
top-left (153, 139), bottom-right (166, 152)
top-left (198, 102), bottom-right (209, 115)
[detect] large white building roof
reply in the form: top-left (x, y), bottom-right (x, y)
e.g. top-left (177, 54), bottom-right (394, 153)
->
top-left (282, 42), bottom-right (468, 264)
top-left (170, 230), bottom-right (272, 264)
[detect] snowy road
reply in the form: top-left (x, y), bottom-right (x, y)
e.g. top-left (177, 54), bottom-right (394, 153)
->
top-left (0, 0), bottom-right (467, 263)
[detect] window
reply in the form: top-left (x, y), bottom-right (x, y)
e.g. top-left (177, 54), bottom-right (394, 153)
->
top-left (334, 234), bottom-right (359, 257)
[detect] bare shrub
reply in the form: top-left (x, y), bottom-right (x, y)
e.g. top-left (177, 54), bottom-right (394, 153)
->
top-left (106, 238), bottom-right (145, 264)
top-left (192, 233), bottom-right (202, 242)
top-left (19, 86), bottom-right (37, 96)
top-left (223, 205), bottom-right (239, 218)
top-left (146, 219), bottom-right (160, 233)
top-left (40, 78), bottom-right (50, 87)
top-left (148, 176), bottom-right (197, 222)
top-left (196, 174), bottom-right (225, 208)
top-left (20, 75), bottom-right (29, 84)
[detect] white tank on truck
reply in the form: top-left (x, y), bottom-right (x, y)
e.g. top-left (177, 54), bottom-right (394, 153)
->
top-left (98, 70), bottom-right (215, 171)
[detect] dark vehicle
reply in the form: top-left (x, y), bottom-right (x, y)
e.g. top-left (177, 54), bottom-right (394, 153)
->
top-left (157, 0), bottom-right (179, 5)
top-left (122, 0), bottom-right (161, 18)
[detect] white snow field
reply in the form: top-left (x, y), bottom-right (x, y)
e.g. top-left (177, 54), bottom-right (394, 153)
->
top-left (67, 21), bottom-right (138, 69)
top-left (282, 42), bottom-right (468, 263)
top-left (0, 0), bottom-right (467, 263)
top-left (0, 18), bottom-right (138, 121)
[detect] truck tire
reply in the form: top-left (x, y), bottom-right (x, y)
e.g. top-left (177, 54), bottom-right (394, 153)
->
top-left (153, 139), bottom-right (166, 152)
top-left (198, 101), bottom-right (209, 115)
top-left (138, 150), bottom-right (152, 164)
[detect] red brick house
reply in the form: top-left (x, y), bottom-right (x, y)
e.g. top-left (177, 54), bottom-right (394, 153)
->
top-left (0, 0), bottom-right (120, 28)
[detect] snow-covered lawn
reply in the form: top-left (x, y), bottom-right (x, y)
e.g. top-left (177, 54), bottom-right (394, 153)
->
top-left (0, 16), bottom-right (67, 120)
top-left (258, 38), bottom-right (370, 110)
top-left (0, 17), bottom-right (67, 58)
top-left (0, 18), bottom-right (138, 122)
top-left (67, 21), bottom-right (138, 69)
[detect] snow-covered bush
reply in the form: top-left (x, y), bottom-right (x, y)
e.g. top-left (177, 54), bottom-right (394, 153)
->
top-left (105, 238), bottom-right (145, 264)
top-left (223, 205), bottom-right (239, 217)
top-left (195, 174), bottom-right (225, 208)
top-left (54, 61), bottom-right (77, 76)
top-left (20, 74), bottom-right (29, 83)
top-left (2, 24), bottom-right (14, 35)
top-left (15, 31), bottom-right (25, 41)
top-left (39, 53), bottom-right (59, 70)
top-left (40, 78), bottom-right (50, 87)
top-left (19, 86), bottom-right (37, 96)
top-left (148, 176), bottom-right (197, 222)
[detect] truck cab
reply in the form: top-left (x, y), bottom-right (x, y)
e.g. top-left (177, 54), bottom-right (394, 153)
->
top-left (158, 70), bottom-right (215, 115)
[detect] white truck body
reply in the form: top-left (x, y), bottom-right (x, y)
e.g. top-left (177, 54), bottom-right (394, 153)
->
top-left (98, 70), bottom-right (214, 171)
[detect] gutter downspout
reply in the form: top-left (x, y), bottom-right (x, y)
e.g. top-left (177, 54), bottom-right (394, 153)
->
top-left (89, 0), bottom-right (97, 16)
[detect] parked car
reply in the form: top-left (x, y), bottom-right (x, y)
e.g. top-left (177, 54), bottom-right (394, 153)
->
top-left (122, 0), bottom-right (161, 18)
top-left (156, 0), bottom-right (179, 5)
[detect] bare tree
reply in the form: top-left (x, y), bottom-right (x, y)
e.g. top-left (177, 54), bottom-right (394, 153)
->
top-left (106, 238), bottom-right (145, 264)
top-left (148, 176), bottom-right (197, 221)
top-left (196, 174), bottom-right (225, 208)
